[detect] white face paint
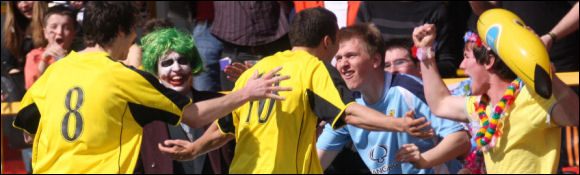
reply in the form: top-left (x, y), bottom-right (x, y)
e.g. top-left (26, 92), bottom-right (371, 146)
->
top-left (157, 50), bottom-right (192, 94)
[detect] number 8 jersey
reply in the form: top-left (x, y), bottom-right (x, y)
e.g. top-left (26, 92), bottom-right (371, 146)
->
top-left (12, 51), bottom-right (192, 173)
top-left (217, 50), bottom-right (355, 174)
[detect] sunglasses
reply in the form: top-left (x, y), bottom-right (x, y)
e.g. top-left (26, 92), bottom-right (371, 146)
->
top-left (160, 57), bottom-right (189, 67)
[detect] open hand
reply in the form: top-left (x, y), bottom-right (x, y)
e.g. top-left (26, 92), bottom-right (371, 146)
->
top-left (242, 66), bottom-right (292, 101)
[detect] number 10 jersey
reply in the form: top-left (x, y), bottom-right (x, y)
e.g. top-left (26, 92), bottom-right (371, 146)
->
top-left (217, 50), bottom-right (355, 174)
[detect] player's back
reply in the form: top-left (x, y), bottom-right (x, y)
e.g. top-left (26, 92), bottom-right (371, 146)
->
top-left (221, 50), bottom-right (353, 173)
top-left (17, 51), bottom-right (188, 173)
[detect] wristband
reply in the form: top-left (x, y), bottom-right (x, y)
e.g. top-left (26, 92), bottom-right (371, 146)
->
top-left (547, 32), bottom-right (557, 43)
top-left (416, 47), bottom-right (434, 61)
top-left (412, 42), bottom-right (437, 61)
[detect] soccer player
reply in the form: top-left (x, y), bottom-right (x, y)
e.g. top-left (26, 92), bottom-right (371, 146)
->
top-left (11, 2), bottom-right (290, 173)
top-left (316, 23), bottom-right (469, 174)
top-left (410, 24), bottom-right (578, 173)
top-left (158, 7), bottom-right (433, 174)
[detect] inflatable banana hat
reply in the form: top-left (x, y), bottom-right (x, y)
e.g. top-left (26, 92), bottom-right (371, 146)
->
top-left (477, 8), bottom-right (552, 99)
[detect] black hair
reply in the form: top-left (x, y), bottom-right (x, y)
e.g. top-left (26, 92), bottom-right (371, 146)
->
top-left (384, 37), bottom-right (417, 65)
top-left (82, 1), bottom-right (138, 47)
top-left (289, 7), bottom-right (337, 48)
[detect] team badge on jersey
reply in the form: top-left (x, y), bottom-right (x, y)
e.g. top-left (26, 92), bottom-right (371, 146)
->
top-left (388, 110), bottom-right (395, 117)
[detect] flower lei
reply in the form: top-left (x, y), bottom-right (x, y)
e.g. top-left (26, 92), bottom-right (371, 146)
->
top-left (474, 78), bottom-right (522, 150)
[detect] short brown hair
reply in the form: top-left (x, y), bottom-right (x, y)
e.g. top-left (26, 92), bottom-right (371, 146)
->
top-left (339, 23), bottom-right (385, 67)
top-left (142, 18), bottom-right (174, 37)
top-left (468, 42), bottom-right (517, 80)
top-left (44, 5), bottom-right (79, 29)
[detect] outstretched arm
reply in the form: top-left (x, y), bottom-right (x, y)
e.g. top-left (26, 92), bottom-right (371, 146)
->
top-left (158, 122), bottom-right (234, 161)
top-left (343, 106), bottom-right (434, 139)
top-left (182, 66), bottom-right (292, 128)
top-left (414, 24), bottom-right (469, 123)
top-left (540, 2), bottom-right (579, 51)
top-left (395, 130), bottom-right (470, 169)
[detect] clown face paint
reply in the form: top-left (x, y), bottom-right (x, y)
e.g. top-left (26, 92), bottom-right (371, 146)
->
top-left (157, 50), bottom-right (192, 94)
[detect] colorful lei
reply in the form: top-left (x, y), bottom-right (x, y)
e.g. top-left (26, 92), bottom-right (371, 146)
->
top-left (474, 78), bottom-right (522, 150)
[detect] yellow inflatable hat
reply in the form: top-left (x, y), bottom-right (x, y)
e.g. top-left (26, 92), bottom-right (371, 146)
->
top-left (477, 8), bottom-right (552, 99)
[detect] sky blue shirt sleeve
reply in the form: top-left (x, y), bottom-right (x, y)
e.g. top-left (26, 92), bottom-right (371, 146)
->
top-left (316, 123), bottom-right (350, 151)
top-left (414, 97), bottom-right (465, 138)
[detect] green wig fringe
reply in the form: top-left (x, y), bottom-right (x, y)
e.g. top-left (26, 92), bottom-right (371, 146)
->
top-left (141, 28), bottom-right (203, 75)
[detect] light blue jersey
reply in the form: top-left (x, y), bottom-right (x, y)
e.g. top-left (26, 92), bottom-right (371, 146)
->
top-left (317, 72), bottom-right (465, 174)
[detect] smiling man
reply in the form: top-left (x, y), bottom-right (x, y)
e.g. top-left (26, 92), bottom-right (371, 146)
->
top-left (137, 28), bottom-right (214, 174)
top-left (316, 23), bottom-right (469, 174)
top-left (157, 8), bottom-right (435, 174)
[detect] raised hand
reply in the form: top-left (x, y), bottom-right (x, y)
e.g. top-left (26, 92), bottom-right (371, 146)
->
top-left (412, 24), bottom-right (437, 47)
top-left (242, 66), bottom-right (292, 101)
top-left (402, 110), bottom-right (434, 139)
top-left (42, 42), bottom-right (67, 61)
top-left (39, 42), bottom-right (67, 73)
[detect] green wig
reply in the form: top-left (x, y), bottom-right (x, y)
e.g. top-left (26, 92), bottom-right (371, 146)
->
top-left (141, 28), bottom-right (203, 75)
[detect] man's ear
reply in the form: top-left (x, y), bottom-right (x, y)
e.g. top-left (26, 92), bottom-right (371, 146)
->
top-left (372, 52), bottom-right (382, 69)
top-left (322, 35), bottom-right (332, 49)
top-left (117, 28), bottom-right (126, 38)
top-left (485, 53), bottom-right (496, 70)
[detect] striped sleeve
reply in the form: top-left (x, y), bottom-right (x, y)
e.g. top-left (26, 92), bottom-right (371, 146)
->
top-left (13, 94), bottom-right (41, 135)
top-left (309, 61), bottom-right (355, 129)
top-left (217, 114), bottom-right (236, 135)
top-left (13, 65), bottom-right (51, 134)
top-left (119, 66), bottom-right (191, 127)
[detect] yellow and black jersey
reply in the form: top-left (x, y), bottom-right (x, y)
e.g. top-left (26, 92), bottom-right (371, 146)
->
top-left (12, 51), bottom-right (191, 174)
top-left (217, 50), bottom-right (355, 173)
